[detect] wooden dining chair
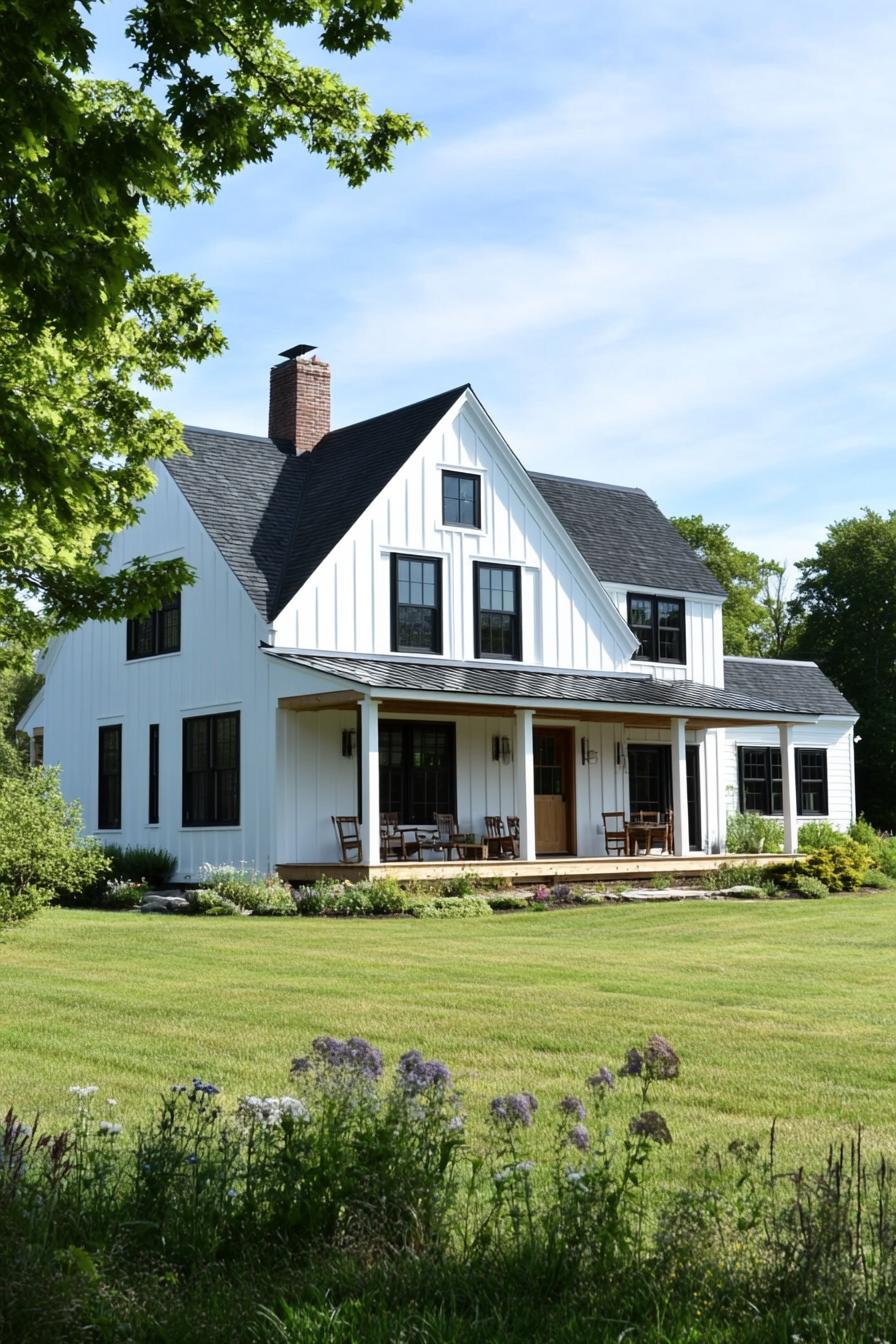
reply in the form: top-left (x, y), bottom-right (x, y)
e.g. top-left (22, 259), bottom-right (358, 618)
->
top-left (506, 816), bottom-right (520, 858)
top-left (332, 815), bottom-right (362, 863)
top-left (630, 810), bottom-right (661, 824)
top-left (602, 810), bottom-right (627, 857)
top-left (664, 808), bottom-right (674, 854)
top-left (484, 815), bottom-right (515, 859)
top-left (416, 813), bottom-right (457, 860)
top-left (380, 814), bottom-right (412, 862)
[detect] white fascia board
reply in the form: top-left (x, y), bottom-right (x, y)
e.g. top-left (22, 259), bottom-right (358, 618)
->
top-left (605, 582), bottom-right (725, 606)
top-left (458, 389), bottom-right (640, 661)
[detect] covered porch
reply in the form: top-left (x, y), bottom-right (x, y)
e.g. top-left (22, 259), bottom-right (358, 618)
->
top-left (268, 651), bottom-right (814, 874)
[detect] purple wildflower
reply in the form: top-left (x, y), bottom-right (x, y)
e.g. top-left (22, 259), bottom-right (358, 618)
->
top-left (644, 1035), bottom-right (680, 1082)
top-left (311, 1035), bottom-right (384, 1081)
top-left (191, 1078), bottom-right (220, 1097)
top-left (290, 1056), bottom-right (311, 1076)
top-left (397, 1050), bottom-right (452, 1096)
top-left (628, 1110), bottom-right (672, 1144)
top-left (532, 885), bottom-right (551, 904)
top-left (490, 1092), bottom-right (538, 1128)
top-left (587, 1066), bottom-right (616, 1091)
top-left (619, 1048), bottom-right (643, 1078)
top-left (568, 1122), bottom-right (590, 1152)
top-left (559, 1096), bottom-right (586, 1121)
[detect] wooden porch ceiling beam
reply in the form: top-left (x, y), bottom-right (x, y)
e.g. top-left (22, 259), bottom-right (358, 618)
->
top-left (278, 690), bottom-right (362, 710)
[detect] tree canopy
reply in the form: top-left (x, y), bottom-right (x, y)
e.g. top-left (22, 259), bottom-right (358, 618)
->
top-left (1, 0), bottom-right (423, 647)
top-left (669, 514), bottom-right (785, 656)
top-left (793, 509), bottom-right (896, 829)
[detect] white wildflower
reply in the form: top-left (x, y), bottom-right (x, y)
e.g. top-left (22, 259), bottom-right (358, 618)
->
top-left (565, 1170), bottom-right (586, 1184)
top-left (106, 1098), bottom-right (118, 1107)
top-left (68, 1085), bottom-right (98, 1099)
top-left (98, 1121), bottom-right (122, 1136)
top-left (447, 1115), bottom-right (465, 1132)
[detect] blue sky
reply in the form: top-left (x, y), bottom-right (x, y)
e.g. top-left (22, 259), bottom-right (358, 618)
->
top-left (97, 1), bottom-right (896, 572)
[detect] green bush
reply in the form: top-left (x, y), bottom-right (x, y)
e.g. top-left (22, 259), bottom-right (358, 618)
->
top-left (191, 889), bottom-right (241, 916)
top-left (702, 862), bottom-right (778, 893)
top-left (102, 844), bottom-right (177, 887)
top-left (293, 876), bottom-right (342, 914)
top-left (797, 821), bottom-right (844, 852)
top-left (484, 893), bottom-right (531, 911)
top-left (800, 839), bottom-right (871, 892)
top-left (408, 896), bottom-right (492, 919)
top-left (356, 877), bottom-right (407, 914)
top-left (102, 879), bottom-right (146, 910)
top-left (793, 874), bottom-right (829, 899)
top-left (439, 871), bottom-right (477, 899)
top-left (0, 767), bottom-right (108, 929)
top-left (726, 812), bottom-right (785, 854)
top-left (648, 874), bottom-right (673, 890)
top-left (196, 864), bottom-right (297, 915)
top-left (849, 817), bottom-right (896, 877)
top-left (860, 868), bottom-right (896, 890)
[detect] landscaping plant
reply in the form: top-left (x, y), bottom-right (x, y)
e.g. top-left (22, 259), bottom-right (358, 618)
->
top-left (726, 811), bottom-right (785, 853)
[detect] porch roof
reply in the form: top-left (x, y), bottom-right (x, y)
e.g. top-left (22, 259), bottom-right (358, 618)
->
top-left (266, 651), bottom-right (820, 723)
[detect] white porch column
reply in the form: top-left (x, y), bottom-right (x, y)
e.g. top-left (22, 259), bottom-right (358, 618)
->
top-left (670, 717), bottom-right (690, 857)
top-left (514, 708), bottom-right (536, 861)
top-left (359, 698), bottom-right (380, 865)
top-left (779, 723), bottom-right (798, 854)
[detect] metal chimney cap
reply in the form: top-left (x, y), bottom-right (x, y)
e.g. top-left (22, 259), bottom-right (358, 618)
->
top-left (278, 343), bottom-right (316, 360)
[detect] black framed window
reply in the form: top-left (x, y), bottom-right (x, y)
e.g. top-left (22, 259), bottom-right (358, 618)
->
top-left (475, 563), bottom-right (521, 660)
top-left (391, 556), bottom-right (442, 654)
top-left (148, 724), bottom-right (160, 825)
top-left (626, 594), bottom-right (685, 663)
top-left (737, 746), bottom-right (827, 816)
top-left (98, 724), bottom-right (122, 830)
top-left (442, 471), bottom-right (481, 528)
top-left (127, 592), bottom-right (181, 660)
top-left (182, 711), bottom-right (240, 827)
top-left (379, 722), bottom-right (456, 826)
top-left (796, 749), bottom-right (828, 816)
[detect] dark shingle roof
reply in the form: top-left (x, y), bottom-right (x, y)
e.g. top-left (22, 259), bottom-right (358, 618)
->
top-left (724, 658), bottom-right (856, 716)
top-left (529, 472), bottom-right (726, 598)
top-left (166, 387), bottom-right (467, 621)
top-left (267, 651), bottom-right (819, 718)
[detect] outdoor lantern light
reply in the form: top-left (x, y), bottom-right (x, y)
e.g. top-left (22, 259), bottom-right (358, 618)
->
top-left (341, 729), bottom-right (357, 758)
top-left (615, 741), bottom-right (624, 767)
top-left (580, 737), bottom-right (599, 765)
top-left (492, 734), bottom-right (513, 764)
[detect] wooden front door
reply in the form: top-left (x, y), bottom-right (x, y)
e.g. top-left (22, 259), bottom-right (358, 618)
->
top-left (534, 727), bottom-right (575, 855)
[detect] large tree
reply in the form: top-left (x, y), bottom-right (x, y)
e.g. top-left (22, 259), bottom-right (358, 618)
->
top-left (669, 515), bottom-right (786, 655)
top-left (793, 509), bottom-right (896, 829)
top-left (0, 0), bottom-right (423, 647)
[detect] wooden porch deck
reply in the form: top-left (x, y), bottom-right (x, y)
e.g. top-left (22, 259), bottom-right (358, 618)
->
top-left (277, 852), bottom-right (792, 885)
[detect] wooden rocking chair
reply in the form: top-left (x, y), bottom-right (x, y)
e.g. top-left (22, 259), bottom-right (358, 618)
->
top-left (484, 815), bottom-right (516, 859)
top-left (332, 815), bottom-right (362, 864)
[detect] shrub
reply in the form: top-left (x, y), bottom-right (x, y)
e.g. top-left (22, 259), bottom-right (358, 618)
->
top-left (850, 817), bottom-right (896, 877)
top-left (484, 894), bottom-right (531, 911)
top-left (648, 874), bottom-right (673, 891)
top-left (702, 862), bottom-right (777, 893)
top-left (293, 876), bottom-right (342, 915)
top-left (800, 839), bottom-right (872, 892)
top-left (0, 767), bottom-right (108, 929)
top-left (408, 896), bottom-right (492, 919)
top-left (191, 889), bottom-right (242, 916)
top-left (860, 868), bottom-right (896, 890)
top-left (440, 871), bottom-right (477, 899)
top-left (196, 864), bottom-right (297, 915)
top-left (102, 844), bottom-right (177, 887)
top-left (793, 874), bottom-right (829, 899)
top-left (726, 812), bottom-right (784, 854)
top-left (356, 877), bottom-right (407, 914)
top-left (798, 820), bottom-right (845, 852)
top-left (102, 879), bottom-right (146, 910)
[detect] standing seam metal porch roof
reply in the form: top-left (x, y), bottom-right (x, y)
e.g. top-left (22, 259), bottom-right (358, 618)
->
top-left (266, 651), bottom-right (821, 718)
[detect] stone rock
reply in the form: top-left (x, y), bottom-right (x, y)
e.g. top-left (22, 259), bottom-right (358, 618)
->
top-left (140, 892), bottom-right (191, 914)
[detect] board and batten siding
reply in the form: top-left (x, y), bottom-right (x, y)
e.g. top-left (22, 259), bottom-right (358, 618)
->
top-left (272, 401), bottom-right (636, 672)
top-left (721, 721), bottom-right (856, 833)
top-left (602, 585), bottom-right (725, 688)
top-left (25, 466), bottom-right (284, 881)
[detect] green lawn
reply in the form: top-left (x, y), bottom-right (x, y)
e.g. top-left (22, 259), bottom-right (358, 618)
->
top-left (2, 897), bottom-right (895, 1162)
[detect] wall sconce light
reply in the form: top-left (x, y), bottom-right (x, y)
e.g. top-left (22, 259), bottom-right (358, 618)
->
top-left (580, 737), bottom-right (599, 765)
top-left (341, 729), bottom-right (357, 759)
top-left (615, 741), bottom-right (624, 767)
top-left (492, 734), bottom-right (513, 764)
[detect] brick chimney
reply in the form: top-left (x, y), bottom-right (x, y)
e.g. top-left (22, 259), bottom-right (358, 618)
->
top-left (268, 344), bottom-right (331, 453)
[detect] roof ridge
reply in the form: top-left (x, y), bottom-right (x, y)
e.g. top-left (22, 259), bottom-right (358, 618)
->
top-left (317, 384), bottom-right (470, 444)
top-left (182, 424), bottom-right (275, 443)
top-left (528, 469), bottom-right (647, 496)
top-left (724, 655), bottom-right (819, 667)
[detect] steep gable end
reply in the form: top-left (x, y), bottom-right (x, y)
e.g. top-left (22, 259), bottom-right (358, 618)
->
top-left (530, 472), bottom-right (726, 598)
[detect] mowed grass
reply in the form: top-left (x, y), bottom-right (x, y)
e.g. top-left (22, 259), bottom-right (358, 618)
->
top-left (2, 896), bottom-right (895, 1164)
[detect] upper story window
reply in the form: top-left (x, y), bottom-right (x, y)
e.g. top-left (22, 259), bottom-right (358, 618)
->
top-left (183, 711), bottom-right (240, 827)
top-left (627, 594), bottom-right (685, 664)
top-left (475, 563), bottom-right (521, 660)
top-left (391, 555), bottom-right (443, 655)
top-left (737, 746), bottom-right (829, 817)
top-left (127, 592), bottom-right (181, 660)
top-left (442, 471), bottom-right (481, 528)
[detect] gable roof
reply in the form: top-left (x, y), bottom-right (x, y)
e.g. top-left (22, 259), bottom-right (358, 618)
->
top-left (267, 650), bottom-right (819, 719)
top-left (167, 386), bottom-right (467, 621)
top-left (724, 657), bottom-right (856, 717)
top-left (529, 472), bottom-right (726, 598)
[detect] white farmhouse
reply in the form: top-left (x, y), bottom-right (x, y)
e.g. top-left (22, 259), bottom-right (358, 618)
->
top-left (19, 349), bottom-right (857, 881)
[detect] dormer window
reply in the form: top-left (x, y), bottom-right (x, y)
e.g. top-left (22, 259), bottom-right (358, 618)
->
top-left (627, 594), bottom-right (685, 664)
top-left (442, 471), bottom-right (481, 528)
top-left (127, 592), bottom-right (181, 660)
